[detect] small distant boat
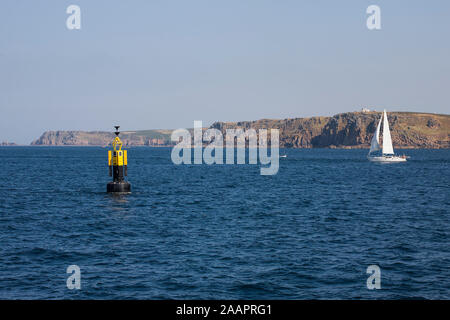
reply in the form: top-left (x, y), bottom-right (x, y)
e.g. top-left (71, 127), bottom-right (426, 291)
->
top-left (280, 154), bottom-right (287, 158)
top-left (368, 110), bottom-right (407, 163)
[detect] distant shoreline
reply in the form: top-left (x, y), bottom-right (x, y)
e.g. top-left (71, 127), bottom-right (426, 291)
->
top-left (2, 145), bottom-right (448, 150)
top-left (9, 111), bottom-right (450, 149)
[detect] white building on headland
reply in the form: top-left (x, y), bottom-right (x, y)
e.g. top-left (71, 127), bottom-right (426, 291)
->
top-left (360, 107), bottom-right (371, 113)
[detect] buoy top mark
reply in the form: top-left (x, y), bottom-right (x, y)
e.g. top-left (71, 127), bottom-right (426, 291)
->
top-left (112, 126), bottom-right (123, 151)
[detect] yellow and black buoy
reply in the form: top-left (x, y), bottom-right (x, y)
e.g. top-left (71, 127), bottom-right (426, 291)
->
top-left (107, 126), bottom-right (131, 193)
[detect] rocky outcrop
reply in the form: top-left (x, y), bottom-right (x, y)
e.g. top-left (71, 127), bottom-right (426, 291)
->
top-left (31, 130), bottom-right (172, 146)
top-left (31, 131), bottom-right (112, 146)
top-left (1, 141), bottom-right (17, 146)
top-left (211, 112), bottom-right (450, 149)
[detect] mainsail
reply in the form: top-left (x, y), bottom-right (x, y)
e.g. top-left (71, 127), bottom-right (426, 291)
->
top-left (369, 116), bottom-right (382, 154)
top-left (382, 110), bottom-right (394, 155)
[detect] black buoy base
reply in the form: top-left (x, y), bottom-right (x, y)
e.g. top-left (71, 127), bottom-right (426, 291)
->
top-left (107, 181), bottom-right (131, 193)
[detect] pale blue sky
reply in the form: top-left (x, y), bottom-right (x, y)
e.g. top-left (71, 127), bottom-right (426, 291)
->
top-left (1, 0), bottom-right (449, 144)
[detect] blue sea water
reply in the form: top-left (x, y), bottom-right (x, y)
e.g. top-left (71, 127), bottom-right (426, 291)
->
top-left (0, 147), bottom-right (449, 299)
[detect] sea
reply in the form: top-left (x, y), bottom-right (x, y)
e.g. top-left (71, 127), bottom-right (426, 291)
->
top-left (0, 147), bottom-right (449, 299)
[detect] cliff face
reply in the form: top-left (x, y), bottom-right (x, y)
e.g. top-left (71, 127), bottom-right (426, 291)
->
top-left (31, 112), bottom-right (449, 148)
top-left (32, 131), bottom-right (112, 146)
top-left (211, 112), bottom-right (450, 149)
top-left (31, 130), bottom-right (172, 146)
top-left (1, 141), bottom-right (17, 146)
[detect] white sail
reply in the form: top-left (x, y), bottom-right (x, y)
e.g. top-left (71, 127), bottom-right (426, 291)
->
top-left (382, 110), bottom-right (394, 155)
top-left (369, 116), bottom-right (382, 154)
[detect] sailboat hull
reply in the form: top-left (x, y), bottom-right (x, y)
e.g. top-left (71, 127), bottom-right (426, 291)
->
top-left (367, 156), bottom-right (406, 162)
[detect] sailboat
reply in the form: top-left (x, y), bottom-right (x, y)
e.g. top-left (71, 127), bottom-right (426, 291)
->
top-left (368, 110), bottom-right (407, 162)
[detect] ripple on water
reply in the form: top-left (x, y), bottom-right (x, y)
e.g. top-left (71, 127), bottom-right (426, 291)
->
top-left (0, 147), bottom-right (449, 299)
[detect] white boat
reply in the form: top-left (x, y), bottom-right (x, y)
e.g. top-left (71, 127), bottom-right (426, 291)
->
top-left (368, 110), bottom-right (407, 162)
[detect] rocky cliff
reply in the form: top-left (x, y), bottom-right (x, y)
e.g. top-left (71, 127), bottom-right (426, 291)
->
top-left (211, 111), bottom-right (450, 149)
top-left (31, 112), bottom-right (449, 148)
top-left (1, 141), bottom-right (18, 146)
top-left (31, 130), bottom-right (172, 146)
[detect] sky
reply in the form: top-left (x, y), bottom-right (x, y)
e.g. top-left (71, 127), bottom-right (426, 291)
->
top-left (0, 0), bottom-right (449, 144)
